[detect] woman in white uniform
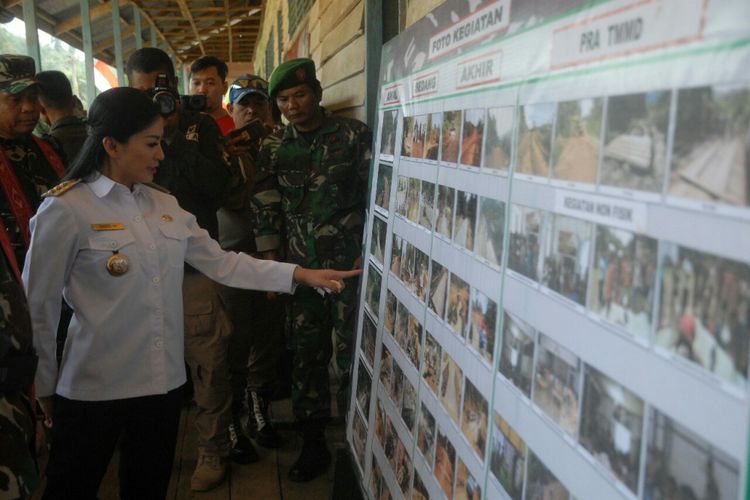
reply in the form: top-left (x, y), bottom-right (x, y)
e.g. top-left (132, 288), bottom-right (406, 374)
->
top-left (22, 87), bottom-right (358, 500)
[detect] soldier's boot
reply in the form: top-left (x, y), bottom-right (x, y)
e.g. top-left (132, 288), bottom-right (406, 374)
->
top-left (288, 420), bottom-right (331, 482)
top-left (190, 453), bottom-right (229, 491)
top-left (248, 390), bottom-right (283, 448)
top-left (229, 419), bottom-right (259, 464)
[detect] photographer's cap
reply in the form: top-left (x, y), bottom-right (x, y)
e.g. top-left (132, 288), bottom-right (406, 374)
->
top-left (268, 58), bottom-right (317, 98)
top-left (0, 55), bottom-right (36, 94)
top-left (229, 74), bottom-right (269, 103)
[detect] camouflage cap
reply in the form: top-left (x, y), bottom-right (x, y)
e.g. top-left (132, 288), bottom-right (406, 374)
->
top-left (0, 55), bottom-right (36, 94)
top-left (268, 58), bottom-right (317, 98)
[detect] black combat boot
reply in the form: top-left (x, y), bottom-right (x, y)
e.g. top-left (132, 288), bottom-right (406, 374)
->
top-left (288, 419), bottom-right (331, 482)
top-left (229, 418), bottom-right (259, 464)
top-left (248, 389), bottom-right (283, 448)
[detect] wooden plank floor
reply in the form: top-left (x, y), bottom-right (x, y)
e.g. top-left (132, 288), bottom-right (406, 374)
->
top-left (33, 397), bottom-right (346, 500)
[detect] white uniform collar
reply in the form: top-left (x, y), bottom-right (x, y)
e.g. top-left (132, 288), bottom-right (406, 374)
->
top-left (87, 172), bottom-right (145, 198)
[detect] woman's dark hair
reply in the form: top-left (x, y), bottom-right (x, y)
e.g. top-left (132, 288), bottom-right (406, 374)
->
top-left (63, 87), bottom-right (161, 181)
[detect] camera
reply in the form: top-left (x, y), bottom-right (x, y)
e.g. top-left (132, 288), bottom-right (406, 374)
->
top-left (180, 94), bottom-right (207, 113)
top-left (149, 73), bottom-right (178, 116)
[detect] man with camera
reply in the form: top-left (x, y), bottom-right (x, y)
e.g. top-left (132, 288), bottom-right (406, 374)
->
top-left (189, 56), bottom-right (235, 136)
top-left (125, 47), bottom-right (239, 491)
top-left (217, 74), bottom-right (286, 460)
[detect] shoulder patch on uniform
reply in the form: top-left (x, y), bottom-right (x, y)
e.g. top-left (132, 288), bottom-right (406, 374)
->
top-left (42, 179), bottom-right (82, 198)
top-left (185, 124), bottom-right (199, 143)
top-left (143, 182), bottom-right (170, 194)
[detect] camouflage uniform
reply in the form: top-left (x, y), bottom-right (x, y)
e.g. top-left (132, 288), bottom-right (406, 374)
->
top-left (252, 114), bottom-right (371, 420)
top-left (0, 253), bottom-right (38, 499)
top-left (44, 115), bottom-right (87, 167)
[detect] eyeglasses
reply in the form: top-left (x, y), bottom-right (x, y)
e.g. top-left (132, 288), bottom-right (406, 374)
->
top-left (231, 77), bottom-right (268, 91)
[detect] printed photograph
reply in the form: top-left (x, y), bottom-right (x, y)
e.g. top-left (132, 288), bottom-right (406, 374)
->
top-left (402, 243), bottom-right (430, 302)
top-left (360, 312), bottom-right (377, 367)
top-left (490, 411), bottom-right (526, 500)
top-left (655, 243), bottom-right (750, 387)
top-left (429, 259), bottom-right (449, 319)
top-left (419, 180), bottom-right (436, 231)
top-left (461, 108), bottom-right (485, 167)
top-left (669, 83), bottom-right (750, 207)
top-left (395, 440), bottom-right (412, 496)
top-left (498, 311), bottom-right (536, 397)
top-left (532, 333), bottom-right (582, 437)
top-left (356, 360), bottom-right (372, 415)
top-left (380, 109), bottom-right (398, 157)
top-left (579, 365), bottom-right (645, 494)
top-left (370, 215), bottom-right (387, 265)
top-left (390, 233), bottom-right (405, 280)
top-left (384, 290), bottom-right (397, 335)
top-left (401, 377), bottom-right (417, 434)
top-left (461, 378), bottom-right (489, 461)
top-left (476, 197), bottom-right (506, 267)
top-left (375, 398), bottom-right (386, 447)
top-left (379, 345), bottom-right (393, 395)
top-left (391, 361), bottom-right (405, 408)
top-left (406, 177), bottom-right (421, 223)
top-left (396, 175), bottom-right (409, 216)
top-left (552, 97), bottom-right (603, 183)
top-left (375, 164), bottom-right (393, 212)
top-left (644, 408), bottom-right (739, 500)
top-left (508, 204), bottom-right (542, 281)
top-left (436, 185), bottom-right (456, 240)
top-left (526, 451), bottom-right (571, 500)
top-left (385, 417), bottom-right (398, 467)
top-left (424, 112), bottom-right (442, 160)
top-left (405, 312), bottom-right (424, 368)
top-left (467, 288), bottom-right (498, 364)
top-left (394, 301), bottom-right (408, 350)
top-left (440, 350), bottom-right (464, 425)
top-left (601, 90), bottom-right (671, 193)
top-left (370, 455), bottom-right (383, 500)
top-left (455, 458), bottom-right (482, 500)
top-left (417, 402), bottom-right (437, 467)
top-left (484, 106), bottom-right (515, 172)
top-left (413, 115), bottom-right (430, 158)
top-left (434, 429), bottom-right (457, 499)
top-left (422, 331), bottom-right (442, 394)
top-left (352, 408), bottom-right (368, 471)
top-left (401, 115), bottom-right (416, 157)
top-left (540, 213), bottom-right (592, 306)
top-left (441, 110), bottom-right (462, 164)
top-left (589, 226), bottom-right (658, 339)
top-left (453, 190), bottom-right (478, 251)
top-left (366, 265), bottom-right (382, 316)
top-left (446, 272), bottom-right (471, 338)
top-left (413, 471), bottom-right (430, 500)
top-left (517, 102), bottom-right (555, 177)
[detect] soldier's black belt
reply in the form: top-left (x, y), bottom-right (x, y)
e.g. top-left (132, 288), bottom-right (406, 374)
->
top-left (0, 351), bottom-right (38, 393)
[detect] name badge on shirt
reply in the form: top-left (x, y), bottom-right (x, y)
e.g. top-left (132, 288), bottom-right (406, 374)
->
top-left (92, 223), bottom-right (126, 231)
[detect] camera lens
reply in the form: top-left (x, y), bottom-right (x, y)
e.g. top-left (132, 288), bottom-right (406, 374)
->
top-left (152, 90), bottom-right (175, 116)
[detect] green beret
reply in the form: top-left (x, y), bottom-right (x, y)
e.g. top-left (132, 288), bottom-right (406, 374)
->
top-left (268, 58), bottom-right (317, 97)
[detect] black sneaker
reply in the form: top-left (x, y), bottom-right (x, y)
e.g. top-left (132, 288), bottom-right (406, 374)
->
top-left (288, 437), bottom-right (331, 482)
top-left (229, 423), bottom-right (259, 464)
top-left (249, 391), bottom-right (283, 448)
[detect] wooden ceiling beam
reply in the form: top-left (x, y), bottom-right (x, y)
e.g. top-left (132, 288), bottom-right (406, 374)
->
top-left (175, 0), bottom-right (205, 56)
top-left (130, 1), bottom-right (182, 59)
top-left (55, 0), bottom-right (126, 36)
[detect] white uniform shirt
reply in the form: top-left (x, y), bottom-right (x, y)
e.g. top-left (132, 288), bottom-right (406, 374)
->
top-left (23, 174), bottom-right (297, 401)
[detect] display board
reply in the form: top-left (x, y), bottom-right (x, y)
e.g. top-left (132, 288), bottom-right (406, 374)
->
top-left (347, 1), bottom-right (750, 499)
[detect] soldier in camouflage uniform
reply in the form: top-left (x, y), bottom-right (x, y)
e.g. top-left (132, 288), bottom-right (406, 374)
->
top-left (251, 58), bottom-right (371, 482)
top-left (0, 54), bottom-right (65, 499)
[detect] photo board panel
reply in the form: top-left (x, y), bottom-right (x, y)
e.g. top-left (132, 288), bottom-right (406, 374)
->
top-left (347, 1), bottom-right (750, 499)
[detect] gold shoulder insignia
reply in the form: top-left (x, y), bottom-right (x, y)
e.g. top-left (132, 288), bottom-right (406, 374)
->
top-left (43, 179), bottom-right (82, 198)
top-left (144, 182), bottom-right (170, 194)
